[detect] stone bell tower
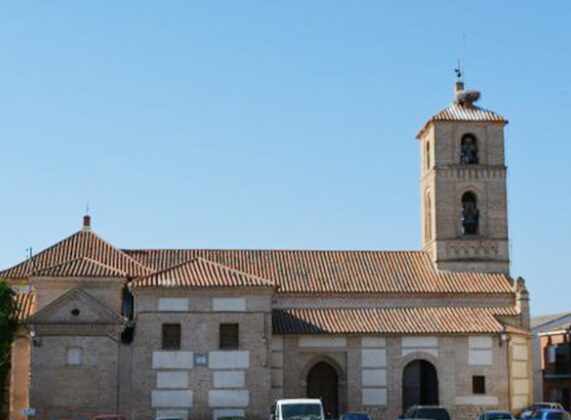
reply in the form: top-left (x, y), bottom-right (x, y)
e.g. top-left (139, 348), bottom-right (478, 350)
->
top-left (417, 80), bottom-right (510, 273)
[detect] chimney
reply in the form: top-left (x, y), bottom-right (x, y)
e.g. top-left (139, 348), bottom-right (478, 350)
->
top-left (82, 215), bottom-right (91, 231)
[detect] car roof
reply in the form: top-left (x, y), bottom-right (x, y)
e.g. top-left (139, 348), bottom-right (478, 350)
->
top-left (278, 398), bottom-right (322, 405)
top-left (482, 411), bottom-right (512, 414)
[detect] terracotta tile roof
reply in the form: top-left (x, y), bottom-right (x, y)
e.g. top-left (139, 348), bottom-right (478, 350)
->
top-left (417, 103), bottom-right (507, 138)
top-left (124, 249), bottom-right (513, 295)
top-left (273, 306), bottom-right (520, 335)
top-left (0, 228), bottom-right (515, 295)
top-left (131, 257), bottom-right (275, 289)
top-left (0, 230), bottom-right (151, 279)
top-left (13, 293), bottom-right (35, 322)
top-left (31, 257), bottom-right (127, 278)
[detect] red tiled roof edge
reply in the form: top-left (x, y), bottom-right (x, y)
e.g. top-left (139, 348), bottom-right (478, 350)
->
top-left (272, 306), bottom-right (521, 335)
top-left (13, 293), bottom-right (35, 322)
top-left (416, 103), bottom-right (508, 139)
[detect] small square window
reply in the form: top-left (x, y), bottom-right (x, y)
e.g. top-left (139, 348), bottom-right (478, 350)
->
top-left (473, 375), bottom-right (486, 394)
top-left (162, 323), bottom-right (181, 350)
top-left (67, 347), bottom-right (83, 365)
top-left (219, 323), bottom-right (239, 350)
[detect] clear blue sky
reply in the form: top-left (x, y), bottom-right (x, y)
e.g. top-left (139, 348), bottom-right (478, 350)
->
top-left (1, 2), bottom-right (569, 315)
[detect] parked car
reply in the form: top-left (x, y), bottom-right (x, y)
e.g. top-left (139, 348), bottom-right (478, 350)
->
top-left (476, 411), bottom-right (515, 420)
top-left (399, 406), bottom-right (451, 420)
top-left (340, 413), bottom-right (372, 420)
top-left (271, 398), bottom-right (325, 420)
top-left (218, 417), bottom-right (247, 420)
top-left (155, 417), bottom-right (184, 420)
top-left (522, 404), bottom-right (566, 419)
top-left (92, 416), bottom-right (127, 420)
top-left (529, 409), bottom-right (571, 420)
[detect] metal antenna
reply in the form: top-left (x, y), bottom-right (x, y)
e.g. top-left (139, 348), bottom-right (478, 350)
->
top-left (454, 59), bottom-right (462, 81)
top-left (26, 246), bottom-right (35, 270)
top-left (86, 200), bottom-right (90, 216)
top-left (460, 34), bottom-right (466, 79)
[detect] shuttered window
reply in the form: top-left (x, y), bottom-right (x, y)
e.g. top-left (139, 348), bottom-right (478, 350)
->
top-left (162, 323), bottom-right (181, 350)
top-left (219, 323), bottom-right (239, 349)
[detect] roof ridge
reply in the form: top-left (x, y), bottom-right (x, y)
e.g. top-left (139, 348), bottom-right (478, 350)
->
top-left (137, 256), bottom-right (200, 279)
top-left (31, 256), bottom-right (128, 277)
top-left (122, 248), bottom-right (427, 254)
top-left (191, 257), bottom-right (274, 283)
top-left (85, 230), bottom-right (152, 273)
top-left (139, 256), bottom-right (273, 284)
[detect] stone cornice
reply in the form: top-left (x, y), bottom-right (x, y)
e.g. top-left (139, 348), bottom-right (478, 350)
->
top-left (29, 323), bottom-right (124, 336)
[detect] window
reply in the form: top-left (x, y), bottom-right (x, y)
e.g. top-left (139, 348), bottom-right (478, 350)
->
top-left (67, 347), bottom-right (83, 365)
top-left (425, 191), bottom-right (432, 242)
top-left (549, 345), bottom-right (557, 363)
top-left (426, 140), bottom-right (431, 170)
top-left (162, 323), bottom-right (181, 350)
top-left (472, 375), bottom-right (486, 394)
top-left (556, 343), bottom-right (571, 374)
top-left (219, 323), bottom-right (239, 349)
top-left (460, 133), bottom-right (479, 164)
top-left (461, 191), bottom-right (479, 235)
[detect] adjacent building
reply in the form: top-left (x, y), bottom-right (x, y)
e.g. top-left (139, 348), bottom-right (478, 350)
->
top-left (6, 81), bottom-right (532, 420)
top-left (532, 313), bottom-right (571, 407)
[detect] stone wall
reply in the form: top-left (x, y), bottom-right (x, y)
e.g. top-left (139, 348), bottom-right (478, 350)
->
top-left (128, 290), bottom-right (273, 420)
top-left (30, 336), bottom-right (121, 419)
top-left (279, 334), bottom-right (512, 420)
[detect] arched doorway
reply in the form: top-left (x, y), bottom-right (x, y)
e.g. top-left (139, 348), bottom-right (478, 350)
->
top-left (402, 359), bottom-right (439, 412)
top-left (307, 361), bottom-right (339, 417)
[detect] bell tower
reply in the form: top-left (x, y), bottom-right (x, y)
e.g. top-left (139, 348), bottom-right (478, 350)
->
top-left (417, 80), bottom-right (510, 273)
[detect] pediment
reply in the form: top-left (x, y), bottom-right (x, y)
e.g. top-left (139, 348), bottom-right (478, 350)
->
top-left (28, 287), bottom-right (124, 325)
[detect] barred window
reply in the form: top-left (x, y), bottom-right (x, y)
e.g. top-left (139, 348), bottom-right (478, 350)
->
top-left (162, 323), bottom-right (181, 350)
top-left (472, 375), bottom-right (486, 394)
top-left (219, 323), bottom-right (239, 350)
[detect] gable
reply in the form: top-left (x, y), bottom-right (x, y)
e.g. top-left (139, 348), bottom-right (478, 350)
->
top-left (28, 287), bottom-right (124, 325)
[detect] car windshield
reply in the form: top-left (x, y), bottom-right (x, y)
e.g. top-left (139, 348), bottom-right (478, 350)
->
top-left (485, 413), bottom-right (512, 420)
top-left (530, 411), bottom-right (547, 419)
top-left (534, 405), bottom-right (554, 410)
top-left (416, 408), bottom-right (451, 420)
top-left (281, 403), bottom-right (322, 420)
top-left (342, 415), bottom-right (371, 420)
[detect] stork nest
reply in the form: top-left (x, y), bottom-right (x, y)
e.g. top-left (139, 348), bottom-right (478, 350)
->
top-left (455, 90), bottom-right (481, 106)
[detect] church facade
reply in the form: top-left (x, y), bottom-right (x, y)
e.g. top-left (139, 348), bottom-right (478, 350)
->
top-left (6, 82), bottom-right (532, 420)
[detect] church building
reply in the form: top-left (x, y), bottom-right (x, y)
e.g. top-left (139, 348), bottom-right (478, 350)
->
top-left (6, 81), bottom-right (532, 420)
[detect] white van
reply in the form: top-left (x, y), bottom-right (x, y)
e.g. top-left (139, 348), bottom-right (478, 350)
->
top-left (271, 399), bottom-right (325, 420)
